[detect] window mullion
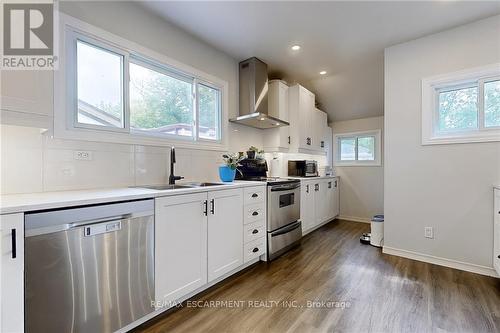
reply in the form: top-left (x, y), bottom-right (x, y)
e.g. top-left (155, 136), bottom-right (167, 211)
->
top-left (478, 79), bottom-right (485, 131)
top-left (124, 52), bottom-right (131, 133)
top-left (193, 79), bottom-right (199, 141)
top-left (355, 136), bottom-right (359, 161)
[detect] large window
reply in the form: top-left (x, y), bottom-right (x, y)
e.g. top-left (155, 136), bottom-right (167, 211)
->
top-left (335, 130), bottom-right (381, 166)
top-left (422, 64), bottom-right (500, 145)
top-left (69, 30), bottom-right (223, 143)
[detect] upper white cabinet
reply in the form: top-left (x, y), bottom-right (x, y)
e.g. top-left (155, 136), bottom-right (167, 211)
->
top-left (155, 193), bottom-right (208, 306)
top-left (207, 189), bottom-right (243, 282)
top-left (494, 188), bottom-right (499, 276)
top-left (288, 84), bottom-right (315, 153)
top-left (1, 213), bottom-right (24, 333)
top-left (264, 80), bottom-right (290, 152)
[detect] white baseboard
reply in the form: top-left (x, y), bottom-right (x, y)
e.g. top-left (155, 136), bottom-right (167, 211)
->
top-left (338, 215), bottom-right (371, 223)
top-left (383, 246), bottom-right (499, 278)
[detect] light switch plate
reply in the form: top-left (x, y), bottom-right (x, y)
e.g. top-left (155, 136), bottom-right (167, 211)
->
top-left (424, 227), bottom-right (434, 239)
top-left (74, 150), bottom-right (93, 161)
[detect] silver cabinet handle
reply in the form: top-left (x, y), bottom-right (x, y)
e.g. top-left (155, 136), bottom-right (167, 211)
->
top-left (252, 229), bottom-right (259, 234)
top-left (252, 247), bottom-right (259, 253)
top-left (251, 193), bottom-right (258, 198)
top-left (252, 211), bottom-right (259, 216)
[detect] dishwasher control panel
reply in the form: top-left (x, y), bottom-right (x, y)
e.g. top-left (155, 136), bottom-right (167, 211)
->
top-left (84, 221), bottom-right (121, 237)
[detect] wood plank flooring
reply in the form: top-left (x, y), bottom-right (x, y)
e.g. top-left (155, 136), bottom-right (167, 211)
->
top-left (136, 220), bottom-right (500, 333)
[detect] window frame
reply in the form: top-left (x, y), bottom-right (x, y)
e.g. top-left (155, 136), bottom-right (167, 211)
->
top-left (334, 130), bottom-right (382, 167)
top-left (55, 14), bottom-right (228, 150)
top-left (421, 63), bottom-right (500, 145)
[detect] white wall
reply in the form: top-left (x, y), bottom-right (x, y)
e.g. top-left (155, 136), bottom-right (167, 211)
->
top-left (384, 15), bottom-right (500, 272)
top-left (331, 116), bottom-right (384, 222)
top-left (0, 1), bottom-right (265, 194)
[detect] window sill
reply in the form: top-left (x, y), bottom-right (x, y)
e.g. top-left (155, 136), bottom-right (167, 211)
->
top-left (54, 125), bottom-right (228, 151)
top-left (422, 130), bottom-right (500, 145)
top-left (334, 161), bottom-right (382, 167)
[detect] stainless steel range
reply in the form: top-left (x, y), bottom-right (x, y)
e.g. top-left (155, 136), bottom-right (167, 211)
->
top-left (236, 159), bottom-right (302, 260)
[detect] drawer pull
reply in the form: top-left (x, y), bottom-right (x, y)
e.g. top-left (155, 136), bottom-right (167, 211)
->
top-left (251, 193), bottom-right (258, 198)
top-left (252, 247), bottom-right (259, 253)
top-left (252, 211), bottom-right (259, 216)
top-left (252, 229), bottom-right (259, 234)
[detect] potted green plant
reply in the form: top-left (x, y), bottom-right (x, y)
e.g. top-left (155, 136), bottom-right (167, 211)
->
top-left (219, 153), bottom-right (245, 182)
top-left (246, 146), bottom-right (264, 160)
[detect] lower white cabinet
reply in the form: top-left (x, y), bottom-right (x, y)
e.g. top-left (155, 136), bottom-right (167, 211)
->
top-left (301, 177), bottom-right (339, 235)
top-left (155, 187), bottom-right (247, 307)
top-left (494, 189), bottom-right (500, 276)
top-left (155, 192), bottom-right (208, 306)
top-left (0, 213), bottom-right (24, 333)
top-left (207, 189), bottom-right (243, 282)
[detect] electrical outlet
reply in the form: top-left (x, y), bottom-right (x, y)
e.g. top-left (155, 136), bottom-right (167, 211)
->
top-left (74, 150), bottom-right (93, 161)
top-left (424, 227), bottom-right (434, 239)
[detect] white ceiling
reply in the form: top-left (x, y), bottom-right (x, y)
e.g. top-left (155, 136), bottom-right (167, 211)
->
top-left (140, 1), bottom-right (500, 122)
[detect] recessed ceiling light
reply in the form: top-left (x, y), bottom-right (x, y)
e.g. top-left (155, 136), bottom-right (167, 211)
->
top-left (275, 122), bottom-right (280, 126)
top-left (259, 117), bottom-right (265, 121)
top-left (319, 71), bottom-right (327, 75)
top-left (291, 45), bottom-right (301, 51)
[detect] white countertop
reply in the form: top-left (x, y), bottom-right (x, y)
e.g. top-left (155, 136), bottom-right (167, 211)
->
top-left (288, 175), bottom-right (338, 181)
top-left (0, 181), bottom-right (265, 214)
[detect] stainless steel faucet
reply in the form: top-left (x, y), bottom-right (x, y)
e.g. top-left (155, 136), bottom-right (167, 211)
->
top-left (169, 147), bottom-right (184, 185)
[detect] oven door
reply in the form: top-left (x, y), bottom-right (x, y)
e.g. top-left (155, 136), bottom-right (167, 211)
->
top-left (267, 183), bottom-right (301, 231)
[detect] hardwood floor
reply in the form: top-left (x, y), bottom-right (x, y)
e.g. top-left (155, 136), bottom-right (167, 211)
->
top-left (136, 220), bottom-right (500, 333)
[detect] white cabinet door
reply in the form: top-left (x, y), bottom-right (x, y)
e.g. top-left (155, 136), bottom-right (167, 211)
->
top-left (1, 213), bottom-right (24, 333)
top-left (301, 180), bottom-right (316, 234)
top-left (494, 189), bottom-right (500, 276)
top-left (312, 109), bottom-right (328, 152)
top-left (314, 180), bottom-right (329, 225)
top-left (155, 193), bottom-right (208, 306)
top-left (264, 81), bottom-right (290, 152)
top-left (289, 85), bottom-right (315, 152)
top-left (324, 178), bottom-right (339, 220)
top-left (207, 188), bottom-right (243, 282)
top-left (333, 178), bottom-right (340, 218)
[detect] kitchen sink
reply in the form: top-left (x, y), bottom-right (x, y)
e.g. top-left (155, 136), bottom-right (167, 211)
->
top-left (132, 182), bottom-right (228, 190)
top-left (185, 182), bottom-right (227, 187)
top-left (132, 184), bottom-right (194, 190)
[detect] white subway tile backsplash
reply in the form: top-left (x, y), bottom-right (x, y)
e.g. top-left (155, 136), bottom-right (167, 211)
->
top-left (0, 125), bottom-right (43, 194)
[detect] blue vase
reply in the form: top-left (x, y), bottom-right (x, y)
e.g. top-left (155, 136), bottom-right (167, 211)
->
top-left (219, 166), bottom-right (236, 182)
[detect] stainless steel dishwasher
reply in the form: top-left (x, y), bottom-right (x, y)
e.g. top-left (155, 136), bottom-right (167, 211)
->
top-left (24, 199), bottom-right (155, 333)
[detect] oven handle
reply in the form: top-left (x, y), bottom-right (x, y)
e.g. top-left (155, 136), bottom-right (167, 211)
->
top-left (270, 221), bottom-right (301, 237)
top-left (270, 184), bottom-right (300, 192)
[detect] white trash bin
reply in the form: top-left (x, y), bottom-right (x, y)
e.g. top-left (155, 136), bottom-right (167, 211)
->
top-left (370, 215), bottom-right (384, 247)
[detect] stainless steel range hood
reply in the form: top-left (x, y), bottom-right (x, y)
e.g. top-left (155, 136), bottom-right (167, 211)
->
top-left (230, 57), bottom-right (289, 129)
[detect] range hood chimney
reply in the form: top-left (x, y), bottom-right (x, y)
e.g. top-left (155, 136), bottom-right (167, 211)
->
top-left (230, 57), bottom-right (289, 129)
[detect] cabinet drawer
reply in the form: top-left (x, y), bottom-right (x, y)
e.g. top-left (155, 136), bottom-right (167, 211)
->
top-left (244, 203), bottom-right (265, 224)
top-left (244, 186), bottom-right (265, 205)
top-left (244, 220), bottom-right (266, 244)
top-left (244, 237), bottom-right (266, 263)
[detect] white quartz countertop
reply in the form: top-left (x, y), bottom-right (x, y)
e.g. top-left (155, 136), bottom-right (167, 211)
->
top-left (0, 181), bottom-right (265, 214)
top-left (288, 175), bottom-right (338, 180)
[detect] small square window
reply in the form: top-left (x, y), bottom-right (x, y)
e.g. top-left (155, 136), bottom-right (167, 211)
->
top-left (357, 136), bottom-right (375, 161)
top-left (437, 86), bottom-right (478, 132)
top-left (76, 40), bottom-right (124, 128)
top-left (339, 137), bottom-right (356, 161)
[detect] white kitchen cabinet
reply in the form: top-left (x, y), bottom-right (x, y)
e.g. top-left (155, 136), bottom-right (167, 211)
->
top-left (300, 180), bottom-right (316, 233)
top-left (312, 109), bottom-right (328, 153)
top-left (288, 84), bottom-right (316, 153)
top-left (301, 177), bottom-right (339, 235)
top-left (207, 189), bottom-right (243, 282)
top-left (264, 80), bottom-right (290, 152)
top-left (0, 213), bottom-right (24, 333)
top-left (494, 189), bottom-right (500, 276)
top-left (155, 193), bottom-right (208, 306)
top-left (325, 126), bottom-right (333, 166)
